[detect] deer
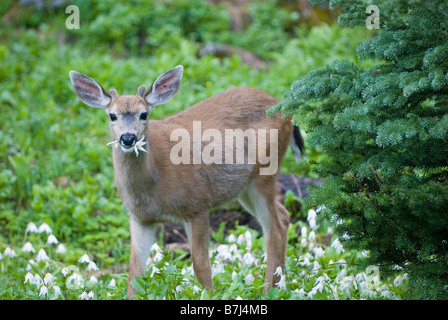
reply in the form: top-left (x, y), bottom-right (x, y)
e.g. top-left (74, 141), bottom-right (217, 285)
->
top-left (69, 65), bottom-right (304, 298)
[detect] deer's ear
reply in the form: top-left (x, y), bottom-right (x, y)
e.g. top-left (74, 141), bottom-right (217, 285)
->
top-left (69, 71), bottom-right (111, 109)
top-left (145, 65), bottom-right (183, 107)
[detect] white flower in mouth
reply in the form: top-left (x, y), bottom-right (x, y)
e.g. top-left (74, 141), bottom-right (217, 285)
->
top-left (106, 135), bottom-right (147, 157)
top-left (106, 140), bottom-right (120, 149)
top-left (134, 136), bottom-right (147, 156)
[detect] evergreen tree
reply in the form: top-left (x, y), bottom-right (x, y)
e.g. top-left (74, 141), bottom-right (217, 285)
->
top-left (269, 0), bottom-right (448, 299)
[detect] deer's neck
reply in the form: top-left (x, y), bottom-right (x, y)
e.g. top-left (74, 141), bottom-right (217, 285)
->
top-left (112, 139), bottom-right (157, 190)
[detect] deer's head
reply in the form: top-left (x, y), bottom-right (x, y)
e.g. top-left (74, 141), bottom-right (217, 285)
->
top-left (69, 66), bottom-right (183, 153)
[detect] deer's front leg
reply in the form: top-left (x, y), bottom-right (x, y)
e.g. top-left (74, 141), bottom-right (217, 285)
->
top-left (185, 212), bottom-right (213, 291)
top-left (127, 216), bottom-right (157, 298)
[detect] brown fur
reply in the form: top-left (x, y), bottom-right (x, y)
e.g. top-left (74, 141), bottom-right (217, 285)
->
top-left (111, 88), bottom-right (292, 297)
top-left (69, 69), bottom-right (293, 298)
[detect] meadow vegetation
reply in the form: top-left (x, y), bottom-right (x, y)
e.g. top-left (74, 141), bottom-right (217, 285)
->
top-left (0, 0), bottom-right (409, 299)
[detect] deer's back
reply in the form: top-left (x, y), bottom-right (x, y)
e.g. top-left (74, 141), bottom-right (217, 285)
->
top-left (124, 87), bottom-right (292, 222)
top-left (160, 87), bottom-right (283, 131)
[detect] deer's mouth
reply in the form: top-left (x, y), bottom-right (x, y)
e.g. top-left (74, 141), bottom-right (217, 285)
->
top-left (107, 136), bottom-right (147, 157)
top-left (120, 144), bottom-right (135, 152)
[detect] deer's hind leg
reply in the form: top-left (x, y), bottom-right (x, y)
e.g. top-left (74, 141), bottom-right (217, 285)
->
top-left (238, 175), bottom-right (290, 290)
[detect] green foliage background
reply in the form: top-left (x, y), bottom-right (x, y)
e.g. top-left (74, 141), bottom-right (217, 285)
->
top-left (0, 0), bottom-right (406, 300)
top-left (270, 0), bottom-right (448, 299)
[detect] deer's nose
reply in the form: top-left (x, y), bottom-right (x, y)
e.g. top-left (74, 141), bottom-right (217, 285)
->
top-left (120, 133), bottom-right (137, 147)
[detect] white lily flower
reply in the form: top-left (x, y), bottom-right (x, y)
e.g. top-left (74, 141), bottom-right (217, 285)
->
top-left (307, 209), bottom-right (317, 222)
top-left (307, 287), bottom-right (318, 298)
top-left (244, 231), bottom-right (252, 243)
top-left (24, 272), bottom-right (35, 285)
top-left (56, 244), bottom-right (67, 254)
top-left (227, 234), bottom-right (236, 243)
top-left (314, 281), bottom-right (325, 293)
top-left (53, 285), bottom-right (62, 298)
top-left (275, 275), bottom-right (287, 290)
top-left (88, 275), bottom-right (98, 285)
top-left (86, 261), bottom-right (99, 271)
top-left (107, 135), bottom-right (147, 157)
top-left (36, 249), bottom-right (49, 262)
top-left (38, 223), bottom-right (52, 234)
top-left (46, 234), bottom-right (59, 245)
top-left (88, 291), bottom-right (94, 299)
top-left (193, 285), bottom-right (201, 294)
top-left (106, 140), bottom-right (120, 149)
top-left (339, 276), bottom-right (355, 296)
top-left (237, 234), bottom-right (245, 246)
top-left (61, 267), bottom-right (70, 277)
top-left (216, 245), bottom-right (232, 262)
top-left (309, 217), bottom-right (316, 229)
top-left (4, 247), bottom-right (18, 258)
top-left (393, 274), bottom-right (406, 287)
top-left (44, 273), bottom-right (55, 286)
top-left (149, 265), bottom-right (160, 277)
top-left (244, 274), bottom-right (254, 285)
top-left (39, 285), bottom-right (49, 297)
top-left (274, 266), bottom-right (283, 277)
top-left (212, 262), bottom-right (225, 276)
top-left (295, 288), bottom-right (306, 296)
top-left (331, 238), bottom-right (344, 254)
top-left (151, 242), bottom-right (162, 253)
top-left (108, 279), bottom-right (116, 287)
top-left (25, 222), bottom-right (38, 233)
top-left (379, 285), bottom-right (392, 298)
top-left (22, 242), bottom-right (35, 253)
top-left (300, 226), bottom-right (307, 238)
top-left (79, 291), bottom-right (89, 300)
top-left (175, 285), bottom-right (184, 293)
top-left (153, 252), bottom-right (164, 263)
top-left (242, 252), bottom-right (255, 266)
top-left (78, 254), bottom-right (91, 263)
top-left (313, 246), bottom-right (325, 258)
top-left (300, 238), bottom-right (307, 248)
top-left (134, 136), bottom-right (147, 156)
top-left (66, 273), bottom-right (83, 289)
top-left (34, 274), bottom-right (43, 286)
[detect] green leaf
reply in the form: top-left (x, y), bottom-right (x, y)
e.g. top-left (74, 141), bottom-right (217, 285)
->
top-left (130, 277), bottom-right (145, 294)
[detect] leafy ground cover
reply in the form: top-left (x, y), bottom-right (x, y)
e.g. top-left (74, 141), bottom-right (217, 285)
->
top-left (1, 212), bottom-right (408, 300)
top-left (0, 0), bottom-right (409, 299)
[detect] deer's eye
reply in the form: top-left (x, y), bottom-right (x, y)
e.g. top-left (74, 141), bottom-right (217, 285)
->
top-left (140, 112), bottom-right (148, 121)
top-left (109, 113), bottom-right (117, 121)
